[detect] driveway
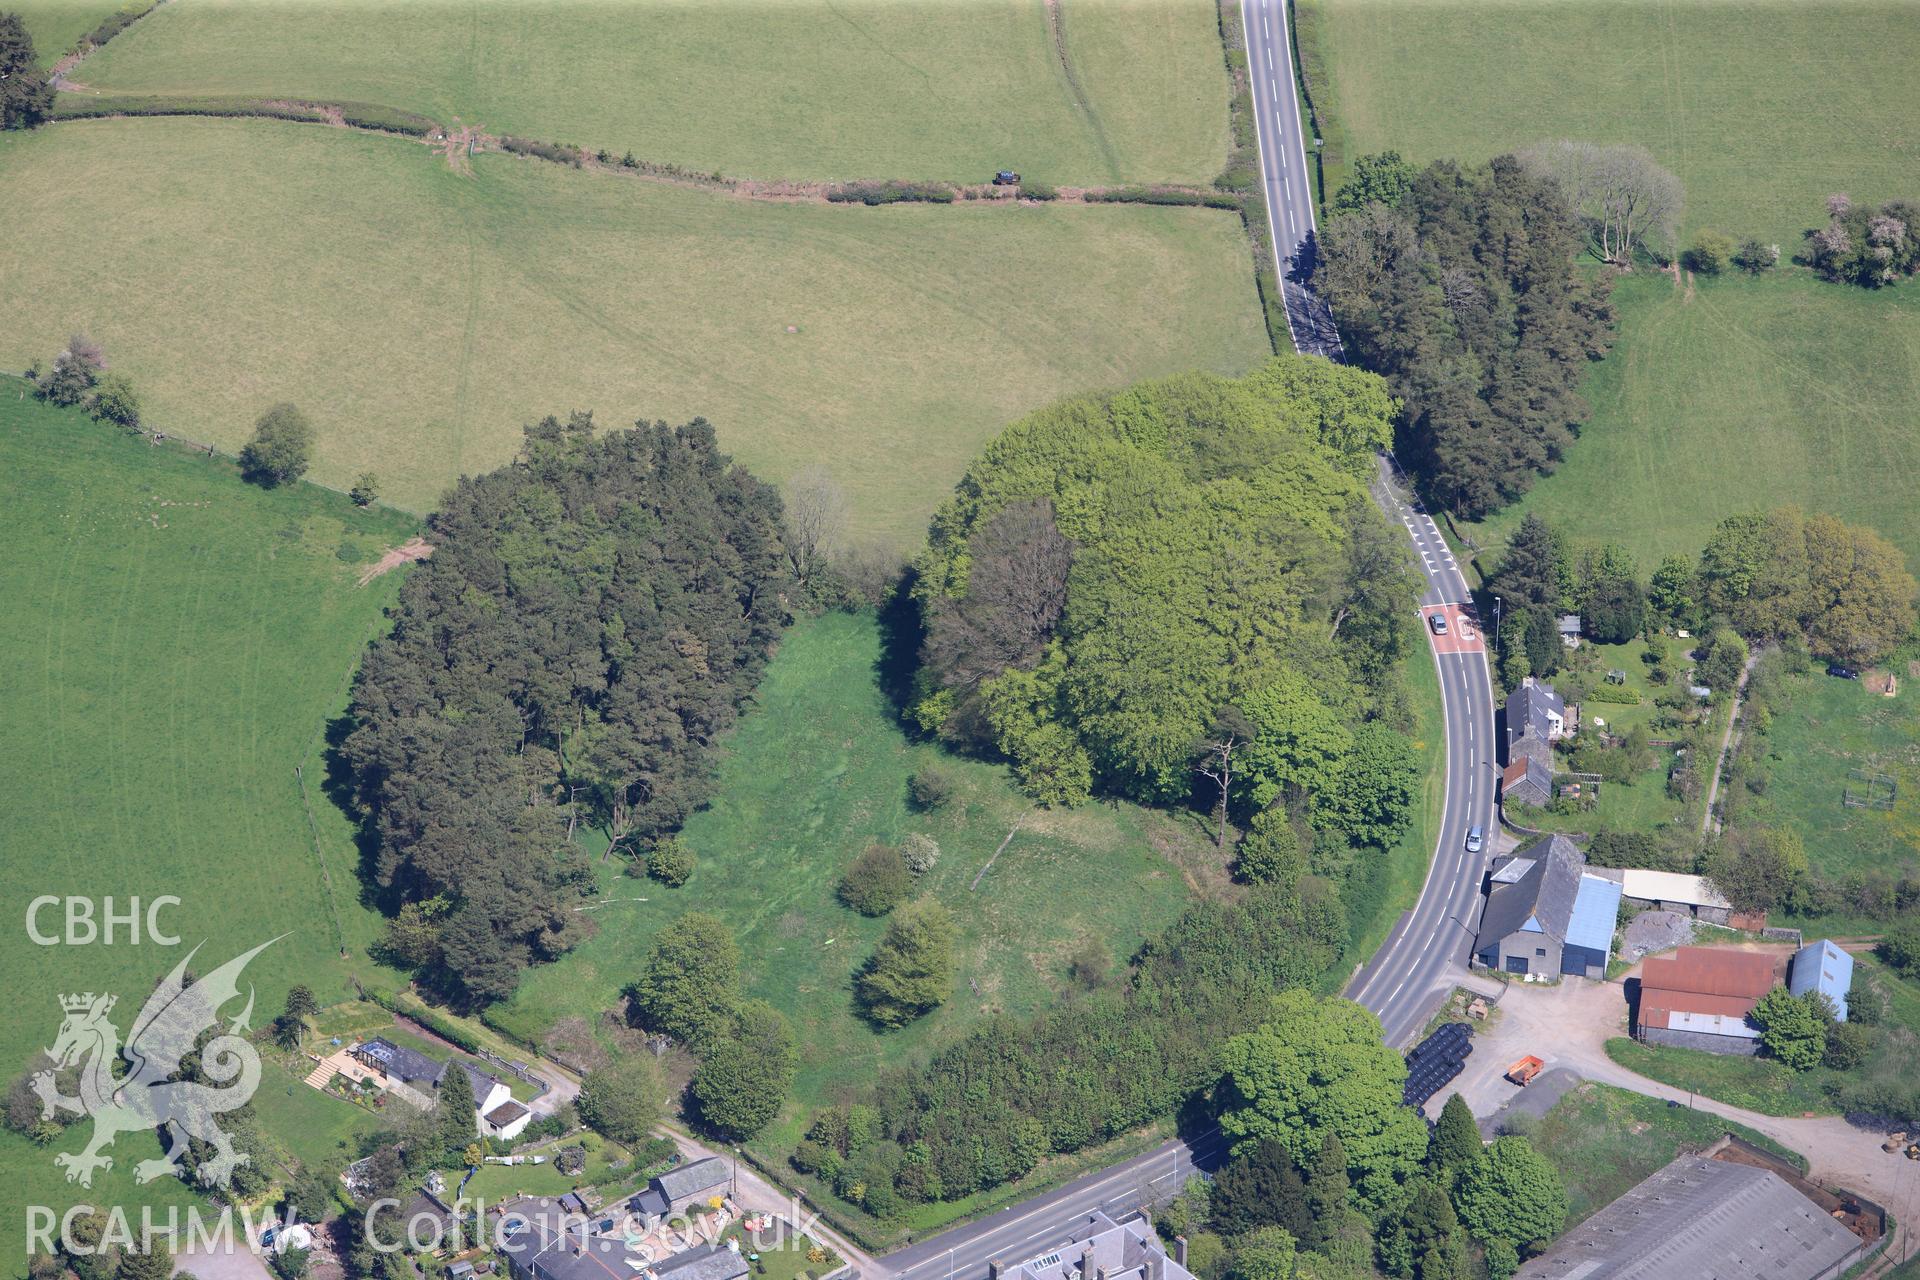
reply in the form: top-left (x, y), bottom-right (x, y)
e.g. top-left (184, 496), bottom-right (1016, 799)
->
top-left (1441, 967), bottom-right (1920, 1271)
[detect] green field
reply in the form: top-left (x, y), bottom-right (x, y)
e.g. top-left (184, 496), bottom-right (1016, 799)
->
top-left (1464, 272), bottom-right (1920, 568)
top-left (492, 611), bottom-right (1208, 1144)
top-left (0, 117), bottom-right (1270, 546)
top-left (1530, 1081), bottom-right (1805, 1229)
top-left (1743, 646), bottom-right (1920, 927)
top-left (13, 0), bottom-right (128, 64)
top-left (1318, 0), bottom-right (1920, 248)
top-left (69, 0), bottom-right (1229, 186)
top-left (0, 383), bottom-right (417, 1259)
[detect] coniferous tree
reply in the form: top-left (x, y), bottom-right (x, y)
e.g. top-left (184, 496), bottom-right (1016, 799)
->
top-left (0, 13), bottom-right (53, 130)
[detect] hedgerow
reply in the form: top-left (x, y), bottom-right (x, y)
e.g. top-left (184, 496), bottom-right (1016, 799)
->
top-left (825, 180), bottom-right (956, 206)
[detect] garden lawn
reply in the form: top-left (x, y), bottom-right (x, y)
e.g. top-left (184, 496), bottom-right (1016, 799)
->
top-left (0, 118), bottom-right (1270, 548)
top-left (1463, 271), bottom-right (1920, 570)
top-left (1740, 645), bottom-right (1920, 929)
top-left (455, 1135), bottom-right (634, 1202)
top-left (1318, 0), bottom-right (1920, 248)
top-left (72, 0), bottom-right (1229, 186)
top-left (491, 611), bottom-right (1206, 1147)
top-left (1530, 1081), bottom-right (1804, 1228)
top-left (0, 382), bottom-right (416, 1260)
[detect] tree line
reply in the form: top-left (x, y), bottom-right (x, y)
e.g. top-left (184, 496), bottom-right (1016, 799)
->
top-left (1486, 504), bottom-right (1916, 692)
top-left (341, 412), bottom-right (792, 1006)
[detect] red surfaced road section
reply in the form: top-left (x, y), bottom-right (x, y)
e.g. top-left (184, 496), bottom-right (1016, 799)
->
top-left (1420, 603), bottom-right (1486, 655)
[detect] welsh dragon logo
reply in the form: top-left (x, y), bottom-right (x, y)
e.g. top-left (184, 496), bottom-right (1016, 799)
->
top-left (34, 938), bottom-right (280, 1188)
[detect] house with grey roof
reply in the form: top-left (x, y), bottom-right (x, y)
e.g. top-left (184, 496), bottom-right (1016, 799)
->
top-left (989, 1211), bottom-right (1194, 1280)
top-left (1790, 939), bottom-right (1854, 1021)
top-left (350, 1037), bottom-right (526, 1137)
top-left (632, 1156), bottom-right (730, 1217)
top-left (1515, 1143), bottom-right (1873, 1280)
top-left (1473, 836), bottom-right (1619, 979)
top-left (1501, 757), bottom-right (1552, 809)
top-left (1505, 677), bottom-right (1567, 764)
top-left (499, 1198), bottom-right (747, 1280)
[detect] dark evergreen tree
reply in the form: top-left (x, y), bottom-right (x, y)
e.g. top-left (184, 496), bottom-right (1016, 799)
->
top-left (1430, 1093), bottom-right (1480, 1174)
top-left (1317, 157), bottom-right (1614, 517)
top-left (342, 413), bottom-right (790, 1005)
top-left (1210, 1139), bottom-right (1312, 1240)
top-left (0, 13), bottom-right (53, 130)
top-left (1301, 1130), bottom-right (1350, 1249)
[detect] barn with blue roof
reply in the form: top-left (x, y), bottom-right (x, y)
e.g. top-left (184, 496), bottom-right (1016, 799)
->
top-left (1788, 939), bottom-right (1854, 1020)
top-left (1564, 873), bottom-right (1622, 980)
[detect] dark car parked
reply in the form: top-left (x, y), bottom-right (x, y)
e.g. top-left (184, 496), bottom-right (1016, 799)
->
top-left (1828, 664), bottom-right (1860, 679)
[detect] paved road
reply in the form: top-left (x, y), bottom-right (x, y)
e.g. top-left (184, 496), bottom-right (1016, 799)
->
top-left (887, 1131), bottom-right (1227, 1280)
top-left (1344, 458), bottom-right (1498, 1048)
top-left (1240, 0), bottom-right (1342, 359)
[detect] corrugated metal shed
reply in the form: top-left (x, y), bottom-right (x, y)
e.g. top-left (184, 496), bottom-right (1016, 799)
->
top-left (1789, 939), bottom-right (1854, 1021)
top-left (1565, 874), bottom-right (1622, 954)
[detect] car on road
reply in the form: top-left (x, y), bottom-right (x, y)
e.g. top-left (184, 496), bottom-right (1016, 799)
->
top-left (1428, 613), bottom-right (1449, 636)
top-left (1828, 664), bottom-right (1860, 679)
top-left (1465, 825), bottom-right (1483, 853)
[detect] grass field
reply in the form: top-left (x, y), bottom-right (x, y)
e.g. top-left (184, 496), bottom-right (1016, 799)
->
top-left (0, 117), bottom-right (1270, 546)
top-left (1530, 1081), bottom-right (1805, 1228)
top-left (70, 0), bottom-right (1229, 186)
top-left (492, 611), bottom-right (1209, 1146)
top-left (1742, 646), bottom-right (1920, 930)
top-left (1318, 0), bottom-right (1920, 248)
top-left (1462, 271), bottom-right (1920, 568)
top-left (14, 0), bottom-right (127, 64)
top-left (0, 382), bottom-right (417, 1259)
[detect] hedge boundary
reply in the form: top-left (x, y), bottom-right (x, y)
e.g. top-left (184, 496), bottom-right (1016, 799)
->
top-left (51, 92), bottom-right (438, 137)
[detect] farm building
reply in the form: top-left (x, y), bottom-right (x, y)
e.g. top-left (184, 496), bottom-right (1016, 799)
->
top-left (1472, 836), bottom-right (1619, 979)
top-left (1515, 1138), bottom-right (1876, 1280)
top-left (1789, 939), bottom-right (1854, 1021)
top-left (1597, 868), bottom-right (1734, 925)
top-left (1635, 946), bottom-right (1780, 1054)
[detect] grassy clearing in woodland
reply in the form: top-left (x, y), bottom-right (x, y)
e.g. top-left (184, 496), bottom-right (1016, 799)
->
top-left (1318, 0), bottom-right (1920, 247)
top-left (0, 382), bottom-right (416, 1259)
top-left (493, 611), bottom-right (1207, 1146)
top-left (1462, 272), bottom-right (1920, 567)
top-left (0, 119), bottom-right (1269, 546)
top-left (73, 0), bottom-right (1229, 185)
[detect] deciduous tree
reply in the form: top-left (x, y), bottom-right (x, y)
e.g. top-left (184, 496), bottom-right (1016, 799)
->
top-left (1216, 991), bottom-right (1428, 1207)
top-left (630, 913), bottom-right (741, 1045)
top-left (691, 999), bottom-right (795, 1139)
top-left (240, 403), bottom-right (314, 487)
top-left (1751, 988), bottom-right (1826, 1070)
top-left (579, 1055), bottom-right (665, 1144)
top-left (1452, 1136), bottom-right (1565, 1253)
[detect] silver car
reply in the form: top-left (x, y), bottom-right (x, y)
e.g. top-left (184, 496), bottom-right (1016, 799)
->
top-left (1464, 825), bottom-right (1484, 853)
